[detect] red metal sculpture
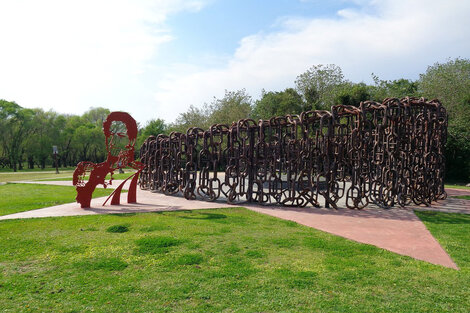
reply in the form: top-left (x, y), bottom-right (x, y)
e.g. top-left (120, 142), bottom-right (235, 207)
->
top-left (73, 112), bottom-right (144, 208)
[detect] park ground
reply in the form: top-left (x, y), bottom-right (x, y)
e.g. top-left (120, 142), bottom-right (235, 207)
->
top-left (0, 169), bottom-right (469, 312)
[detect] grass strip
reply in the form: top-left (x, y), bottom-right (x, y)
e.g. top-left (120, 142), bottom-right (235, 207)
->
top-left (0, 183), bottom-right (116, 216)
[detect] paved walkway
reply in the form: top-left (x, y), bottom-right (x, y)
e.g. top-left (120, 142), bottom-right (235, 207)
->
top-left (2, 181), bottom-right (470, 270)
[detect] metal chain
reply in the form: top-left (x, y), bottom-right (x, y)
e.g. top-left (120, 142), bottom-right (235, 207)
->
top-left (139, 97), bottom-right (447, 209)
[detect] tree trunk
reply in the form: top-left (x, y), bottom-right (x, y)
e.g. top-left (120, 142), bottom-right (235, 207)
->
top-left (28, 156), bottom-right (34, 169)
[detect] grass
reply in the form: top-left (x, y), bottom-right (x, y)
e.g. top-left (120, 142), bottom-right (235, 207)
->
top-left (445, 184), bottom-right (470, 190)
top-left (0, 208), bottom-right (469, 312)
top-left (0, 167), bottom-right (76, 173)
top-left (0, 170), bottom-right (75, 183)
top-left (44, 171), bottom-right (136, 181)
top-left (453, 195), bottom-right (470, 200)
top-left (0, 183), bottom-right (116, 216)
top-left (415, 211), bottom-right (470, 266)
top-left (0, 168), bottom-right (136, 183)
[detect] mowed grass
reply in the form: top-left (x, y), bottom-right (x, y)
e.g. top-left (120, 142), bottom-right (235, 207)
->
top-left (0, 167), bottom-right (76, 172)
top-left (44, 171), bottom-right (136, 181)
top-left (0, 183), bottom-right (115, 216)
top-left (415, 211), bottom-right (470, 266)
top-left (445, 184), bottom-right (470, 190)
top-left (0, 170), bottom-right (75, 183)
top-left (0, 168), bottom-right (135, 183)
top-left (0, 209), bottom-right (469, 312)
top-left (453, 195), bottom-right (470, 200)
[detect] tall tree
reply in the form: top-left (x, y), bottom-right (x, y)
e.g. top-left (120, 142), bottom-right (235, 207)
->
top-left (418, 58), bottom-right (470, 180)
top-left (208, 89), bottom-right (252, 125)
top-left (295, 64), bottom-right (345, 110)
top-left (252, 88), bottom-right (303, 120)
top-left (138, 118), bottom-right (167, 146)
top-left (24, 109), bottom-right (60, 169)
top-left (370, 76), bottom-right (418, 101)
top-left (82, 107), bottom-right (111, 126)
top-left (72, 123), bottom-right (105, 163)
top-left (0, 100), bottom-right (35, 171)
top-left (170, 104), bottom-right (210, 133)
top-left (334, 82), bottom-right (371, 107)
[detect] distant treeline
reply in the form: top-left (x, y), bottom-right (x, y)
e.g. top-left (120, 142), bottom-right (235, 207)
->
top-left (1, 58), bottom-right (469, 181)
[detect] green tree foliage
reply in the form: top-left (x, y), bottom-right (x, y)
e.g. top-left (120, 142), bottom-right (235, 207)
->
top-left (208, 89), bottom-right (252, 125)
top-left (0, 104), bottom-right (112, 170)
top-left (295, 64), bottom-right (345, 110)
top-left (138, 119), bottom-right (167, 146)
top-left (72, 123), bottom-right (105, 163)
top-left (333, 82), bottom-right (371, 107)
top-left (170, 105), bottom-right (210, 133)
top-left (0, 100), bottom-right (35, 171)
top-left (82, 107), bottom-right (111, 126)
top-left (252, 88), bottom-right (303, 120)
top-left (24, 109), bottom-right (60, 169)
top-left (370, 76), bottom-right (418, 101)
top-left (418, 58), bottom-right (470, 180)
top-left (170, 89), bottom-right (252, 132)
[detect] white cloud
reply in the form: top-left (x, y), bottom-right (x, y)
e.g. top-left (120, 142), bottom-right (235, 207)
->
top-left (1, 0), bottom-right (469, 125)
top-left (0, 0), bottom-right (207, 121)
top-left (154, 0), bottom-right (470, 122)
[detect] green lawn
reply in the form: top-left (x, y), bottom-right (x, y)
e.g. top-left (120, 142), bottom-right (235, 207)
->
top-left (0, 167), bottom-right (76, 173)
top-left (445, 184), bottom-right (470, 190)
top-left (453, 195), bottom-right (470, 200)
top-left (415, 211), bottom-right (470, 266)
top-left (44, 171), bottom-right (137, 181)
top-left (0, 208), bottom-right (469, 312)
top-left (0, 168), bottom-right (135, 183)
top-left (0, 183), bottom-right (115, 216)
top-left (0, 170), bottom-right (75, 183)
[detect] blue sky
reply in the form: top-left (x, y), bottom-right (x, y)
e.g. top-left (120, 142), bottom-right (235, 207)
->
top-left (163, 0), bottom-right (355, 62)
top-left (0, 0), bottom-right (469, 124)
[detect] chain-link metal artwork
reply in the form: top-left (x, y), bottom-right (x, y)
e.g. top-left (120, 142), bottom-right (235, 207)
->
top-left (139, 98), bottom-right (447, 209)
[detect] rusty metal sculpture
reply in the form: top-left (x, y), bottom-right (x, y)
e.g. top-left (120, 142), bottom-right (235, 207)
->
top-left (73, 112), bottom-right (144, 208)
top-left (139, 97), bottom-right (447, 210)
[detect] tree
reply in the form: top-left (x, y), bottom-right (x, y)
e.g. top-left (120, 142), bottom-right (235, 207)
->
top-left (252, 88), bottom-right (303, 120)
top-left (418, 58), bottom-right (470, 121)
top-left (208, 89), bottom-right (252, 125)
top-left (61, 115), bottom-right (83, 167)
top-left (295, 64), bottom-right (345, 110)
top-left (169, 89), bottom-right (252, 134)
top-left (138, 118), bottom-right (167, 146)
top-left (170, 104), bottom-right (210, 133)
top-left (82, 107), bottom-right (111, 126)
top-left (370, 76), bottom-right (418, 101)
top-left (24, 109), bottom-right (60, 169)
top-left (72, 123), bottom-right (105, 163)
top-left (334, 82), bottom-right (371, 107)
top-left (0, 100), bottom-right (34, 171)
top-left (418, 58), bottom-right (470, 181)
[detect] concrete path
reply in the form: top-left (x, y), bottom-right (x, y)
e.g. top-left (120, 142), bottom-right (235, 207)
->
top-left (446, 188), bottom-right (470, 197)
top-left (2, 181), bottom-right (469, 270)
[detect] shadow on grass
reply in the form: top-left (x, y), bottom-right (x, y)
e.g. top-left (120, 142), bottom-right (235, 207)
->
top-left (134, 236), bottom-right (182, 255)
top-left (179, 213), bottom-right (227, 220)
top-left (109, 213), bottom-right (137, 217)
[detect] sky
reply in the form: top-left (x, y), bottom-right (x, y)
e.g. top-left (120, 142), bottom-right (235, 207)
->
top-left (0, 0), bottom-right (469, 125)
